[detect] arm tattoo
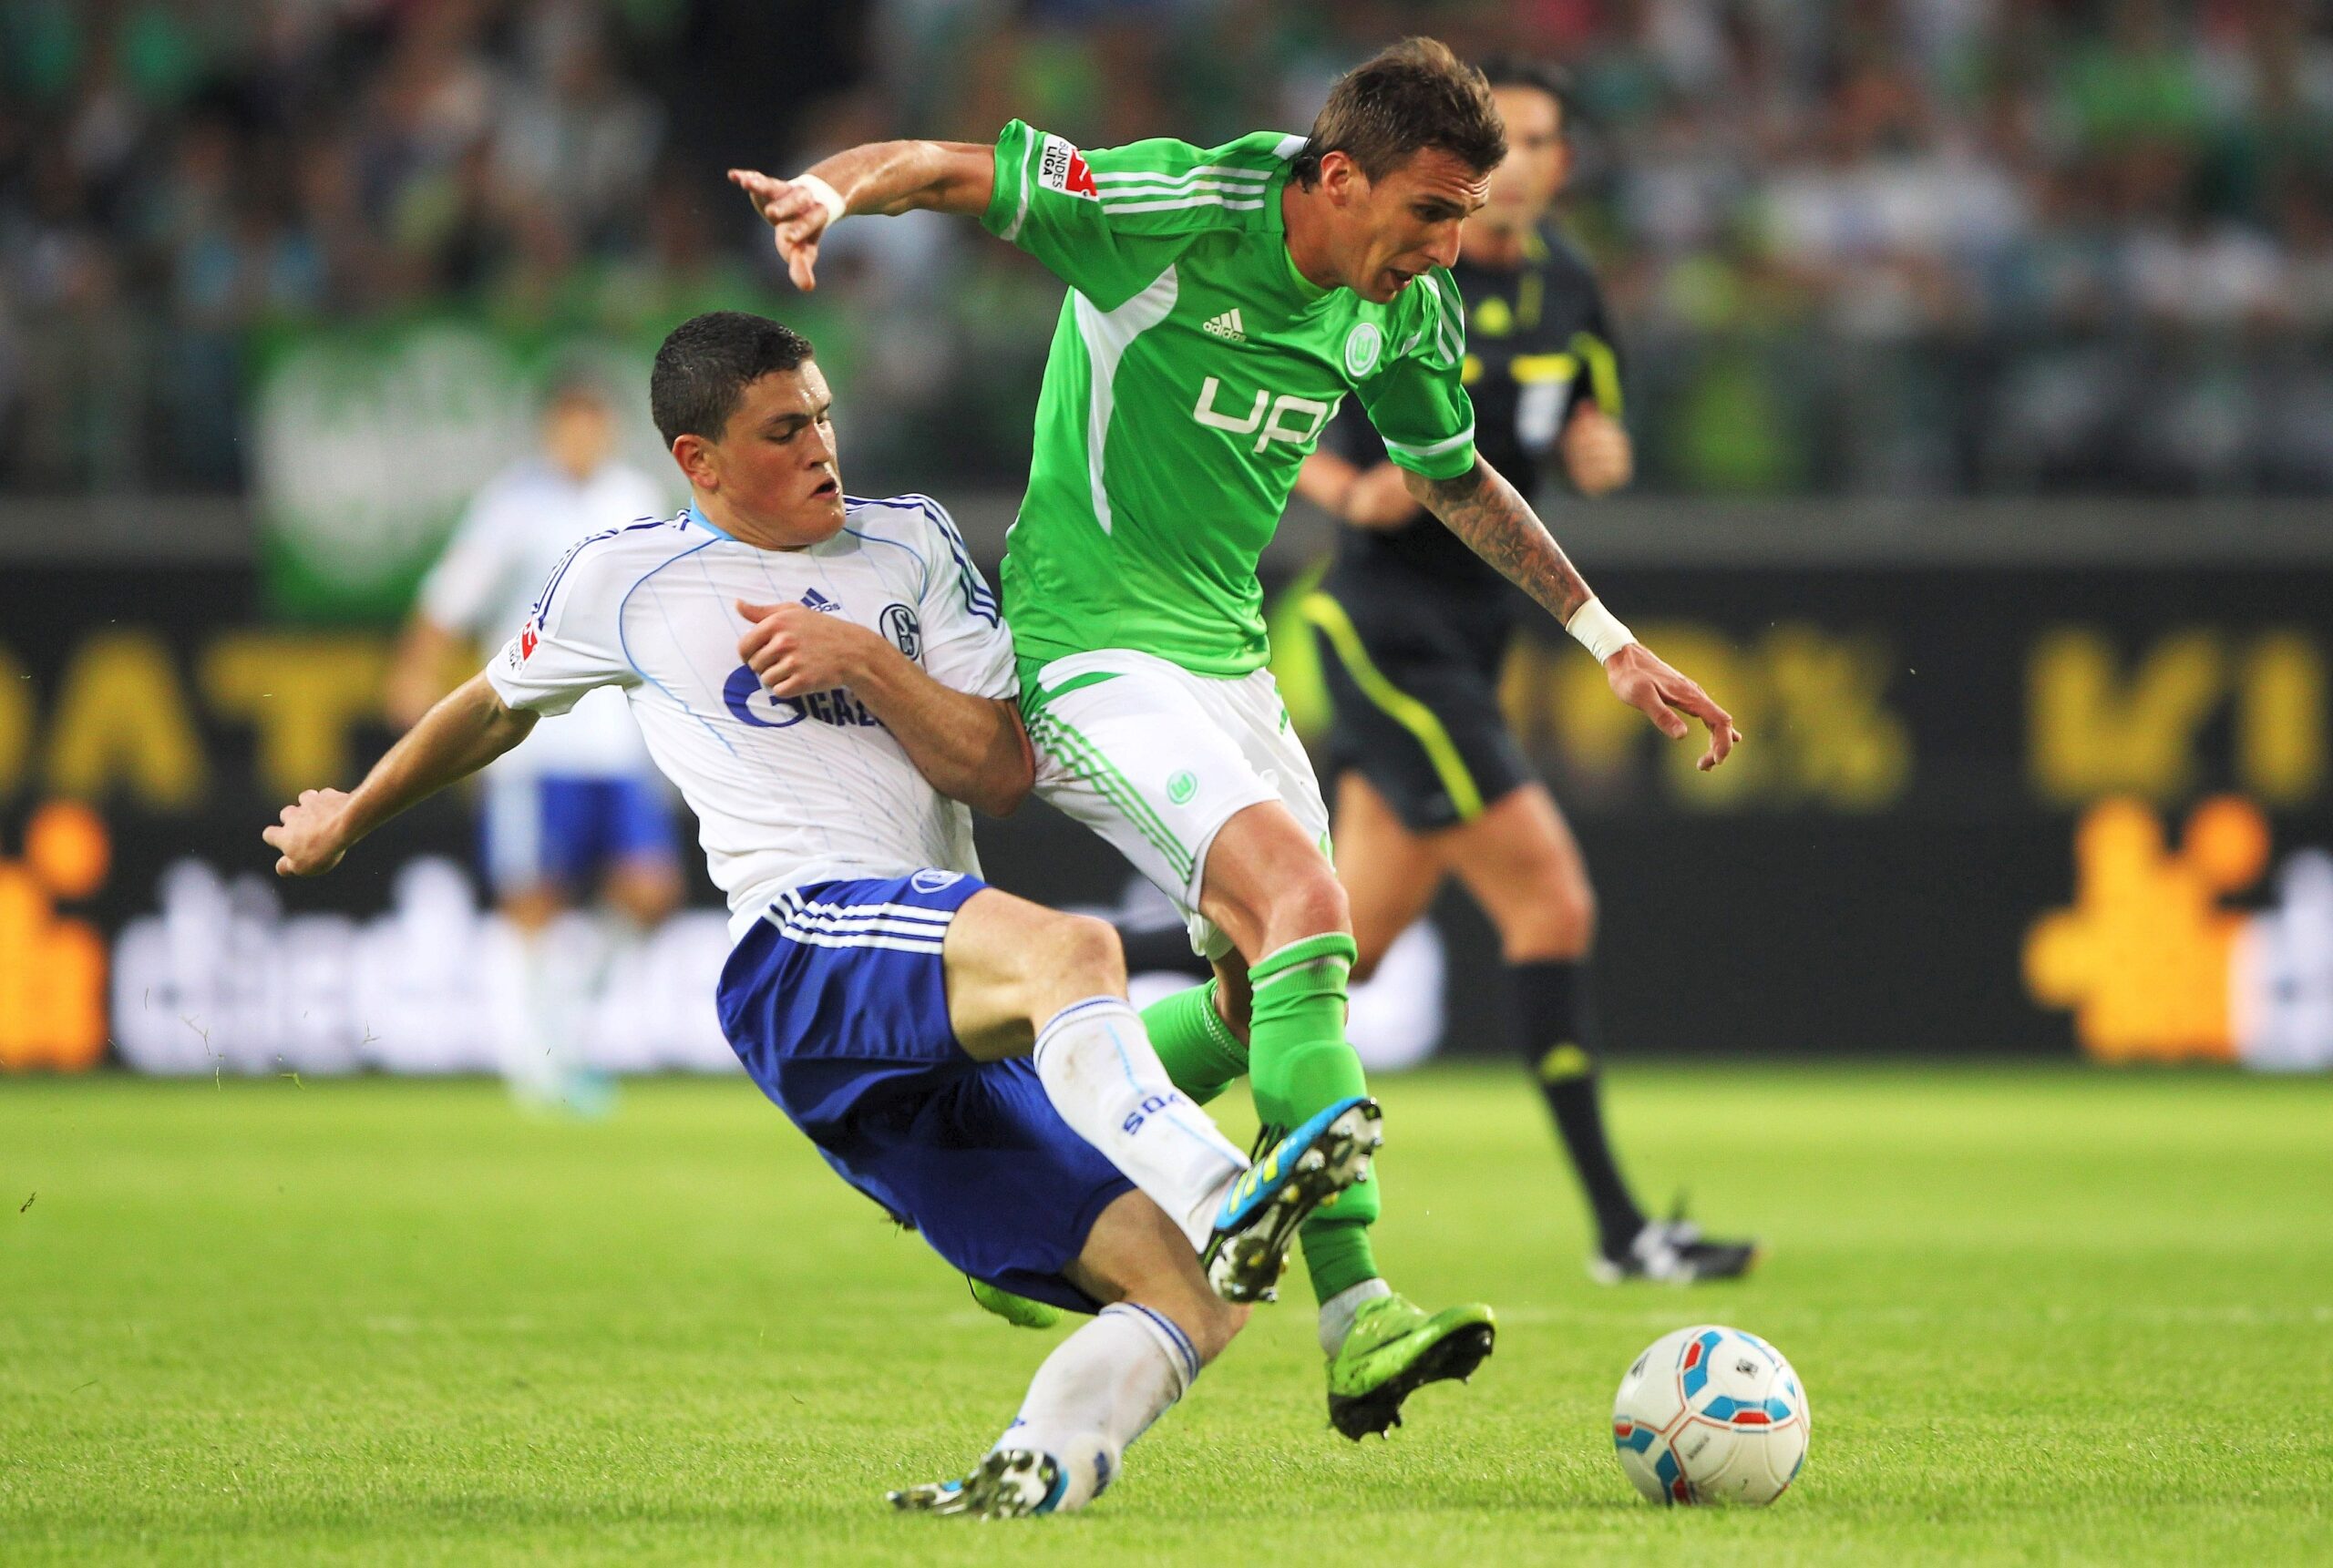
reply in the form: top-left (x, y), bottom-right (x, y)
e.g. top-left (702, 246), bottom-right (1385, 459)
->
top-left (1411, 459), bottom-right (1595, 624)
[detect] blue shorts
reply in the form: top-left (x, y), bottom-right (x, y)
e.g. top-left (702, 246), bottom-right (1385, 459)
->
top-left (715, 872), bottom-right (1136, 1314)
top-left (481, 773), bottom-right (678, 897)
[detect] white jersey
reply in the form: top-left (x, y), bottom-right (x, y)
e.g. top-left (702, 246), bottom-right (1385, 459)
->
top-left (484, 495), bottom-right (1018, 941)
top-left (418, 456), bottom-right (671, 777)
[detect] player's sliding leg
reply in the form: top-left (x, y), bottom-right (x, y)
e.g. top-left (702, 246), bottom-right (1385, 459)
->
top-left (975, 975), bottom-right (1372, 1325)
top-left (891, 1190), bottom-right (1243, 1516)
top-left (719, 872), bottom-right (1285, 1517)
top-left (941, 891), bottom-right (1249, 1248)
top-left (1436, 782), bottom-right (1758, 1285)
top-left (940, 888), bottom-right (1372, 1300)
top-left (1197, 802), bottom-right (1495, 1438)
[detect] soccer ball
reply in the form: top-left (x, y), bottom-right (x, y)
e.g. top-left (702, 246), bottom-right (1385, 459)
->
top-left (1611, 1325), bottom-right (1810, 1506)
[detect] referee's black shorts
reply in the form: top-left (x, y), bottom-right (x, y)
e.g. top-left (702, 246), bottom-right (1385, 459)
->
top-left (1302, 570), bottom-right (1535, 834)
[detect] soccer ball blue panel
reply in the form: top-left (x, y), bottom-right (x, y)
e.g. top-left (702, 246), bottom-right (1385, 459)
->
top-left (1612, 1325), bottom-right (1810, 1506)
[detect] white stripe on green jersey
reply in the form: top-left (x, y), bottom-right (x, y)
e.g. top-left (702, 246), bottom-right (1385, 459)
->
top-left (983, 119), bottom-right (1477, 678)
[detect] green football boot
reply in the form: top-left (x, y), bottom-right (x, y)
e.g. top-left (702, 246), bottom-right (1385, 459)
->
top-left (1324, 1293), bottom-right (1496, 1440)
top-left (967, 1277), bottom-right (1062, 1329)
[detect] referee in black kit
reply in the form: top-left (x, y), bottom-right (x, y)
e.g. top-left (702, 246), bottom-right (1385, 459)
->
top-left (1292, 56), bottom-right (1756, 1285)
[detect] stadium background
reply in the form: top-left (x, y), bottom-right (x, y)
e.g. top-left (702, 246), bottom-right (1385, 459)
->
top-left (4, 0), bottom-right (2331, 1080)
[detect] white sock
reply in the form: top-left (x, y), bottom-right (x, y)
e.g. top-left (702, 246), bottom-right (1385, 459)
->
top-left (1033, 998), bottom-right (1248, 1249)
top-left (1318, 1276), bottom-right (1393, 1358)
top-left (993, 1302), bottom-right (1199, 1513)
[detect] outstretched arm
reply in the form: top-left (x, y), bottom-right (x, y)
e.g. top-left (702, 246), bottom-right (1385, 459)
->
top-left (729, 141), bottom-right (995, 291)
top-left (735, 601), bottom-right (1032, 815)
top-left (266, 671), bottom-right (537, 876)
top-left (1403, 458), bottom-right (1742, 771)
top-left (1403, 458), bottom-right (1594, 620)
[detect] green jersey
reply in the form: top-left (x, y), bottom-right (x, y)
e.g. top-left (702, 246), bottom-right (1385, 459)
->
top-left (983, 120), bottom-right (1478, 677)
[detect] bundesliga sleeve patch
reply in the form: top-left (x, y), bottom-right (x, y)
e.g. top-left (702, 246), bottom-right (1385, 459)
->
top-left (512, 620), bottom-right (540, 665)
top-left (1037, 134), bottom-right (1098, 200)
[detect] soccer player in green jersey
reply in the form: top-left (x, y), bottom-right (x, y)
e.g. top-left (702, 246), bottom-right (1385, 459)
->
top-left (1294, 57), bottom-right (1760, 1286)
top-left (731, 37), bottom-right (1741, 1439)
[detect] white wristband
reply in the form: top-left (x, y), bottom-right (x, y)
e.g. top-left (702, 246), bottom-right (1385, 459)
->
top-left (1565, 597), bottom-right (1637, 663)
top-left (791, 172), bottom-right (848, 225)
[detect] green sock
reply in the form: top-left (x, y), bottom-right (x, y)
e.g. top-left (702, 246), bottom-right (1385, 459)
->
top-left (1140, 979), bottom-right (1248, 1106)
top-left (1245, 933), bottom-right (1382, 1304)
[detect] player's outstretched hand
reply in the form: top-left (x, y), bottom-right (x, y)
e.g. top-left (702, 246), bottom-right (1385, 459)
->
top-left (1604, 642), bottom-right (1742, 772)
top-left (264, 789), bottom-right (354, 877)
top-left (728, 169), bottom-right (831, 292)
top-left (736, 600), bottom-right (883, 697)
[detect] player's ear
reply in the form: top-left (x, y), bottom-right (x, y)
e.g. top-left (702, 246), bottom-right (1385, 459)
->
top-left (672, 432), bottom-right (718, 492)
top-left (1319, 149), bottom-right (1360, 202)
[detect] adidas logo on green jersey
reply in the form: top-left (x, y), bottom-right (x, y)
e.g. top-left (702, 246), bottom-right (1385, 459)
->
top-left (1202, 309), bottom-right (1245, 343)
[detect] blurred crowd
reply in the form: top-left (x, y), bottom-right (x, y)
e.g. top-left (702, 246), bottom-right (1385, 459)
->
top-left (5, 0), bottom-right (2333, 497)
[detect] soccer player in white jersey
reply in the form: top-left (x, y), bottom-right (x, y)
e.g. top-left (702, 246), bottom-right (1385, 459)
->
top-left (263, 311), bottom-right (1381, 1518)
top-left (385, 373), bottom-right (683, 1110)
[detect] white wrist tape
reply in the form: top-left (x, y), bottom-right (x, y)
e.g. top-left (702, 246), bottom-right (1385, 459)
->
top-left (1565, 597), bottom-right (1637, 663)
top-left (791, 172), bottom-right (847, 224)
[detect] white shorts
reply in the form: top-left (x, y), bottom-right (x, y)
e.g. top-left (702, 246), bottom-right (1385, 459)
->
top-left (1022, 649), bottom-right (1331, 960)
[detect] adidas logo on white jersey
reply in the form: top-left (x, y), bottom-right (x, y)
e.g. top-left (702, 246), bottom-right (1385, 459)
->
top-left (1202, 309), bottom-right (1246, 343)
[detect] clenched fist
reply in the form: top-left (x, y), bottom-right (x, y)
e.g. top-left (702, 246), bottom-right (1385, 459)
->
top-left (736, 600), bottom-right (887, 696)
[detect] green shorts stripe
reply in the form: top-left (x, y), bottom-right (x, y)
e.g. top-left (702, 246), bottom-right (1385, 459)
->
top-left (1029, 712), bottom-right (1194, 884)
top-left (1023, 702), bottom-right (1197, 883)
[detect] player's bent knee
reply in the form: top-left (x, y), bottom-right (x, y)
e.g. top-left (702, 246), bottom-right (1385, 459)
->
top-left (1267, 866), bottom-right (1351, 947)
top-left (1041, 912), bottom-right (1126, 992)
top-left (1558, 881), bottom-right (1598, 947)
top-left (1492, 868), bottom-right (1598, 961)
top-left (1521, 890), bottom-right (1595, 951)
top-left (1539, 881), bottom-right (1599, 954)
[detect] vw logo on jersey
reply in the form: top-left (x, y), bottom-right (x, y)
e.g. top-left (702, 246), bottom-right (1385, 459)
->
top-left (1343, 321), bottom-right (1383, 379)
top-left (880, 602), bottom-right (923, 660)
top-left (910, 868), bottom-right (964, 894)
top-left (722, 664), bottom-right (807, 728)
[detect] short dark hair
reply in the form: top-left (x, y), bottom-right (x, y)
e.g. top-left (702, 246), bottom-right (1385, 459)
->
top-left (1478, 53), bottom-right (1572, 119)
top-left (1292, 37), bottom-right (1506, 190)
top-left (650, 312), bottom-right (816, 446)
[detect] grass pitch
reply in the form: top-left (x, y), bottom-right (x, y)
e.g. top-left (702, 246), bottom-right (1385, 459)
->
top-left (4, 1063), bottom-right (2328, 1565)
